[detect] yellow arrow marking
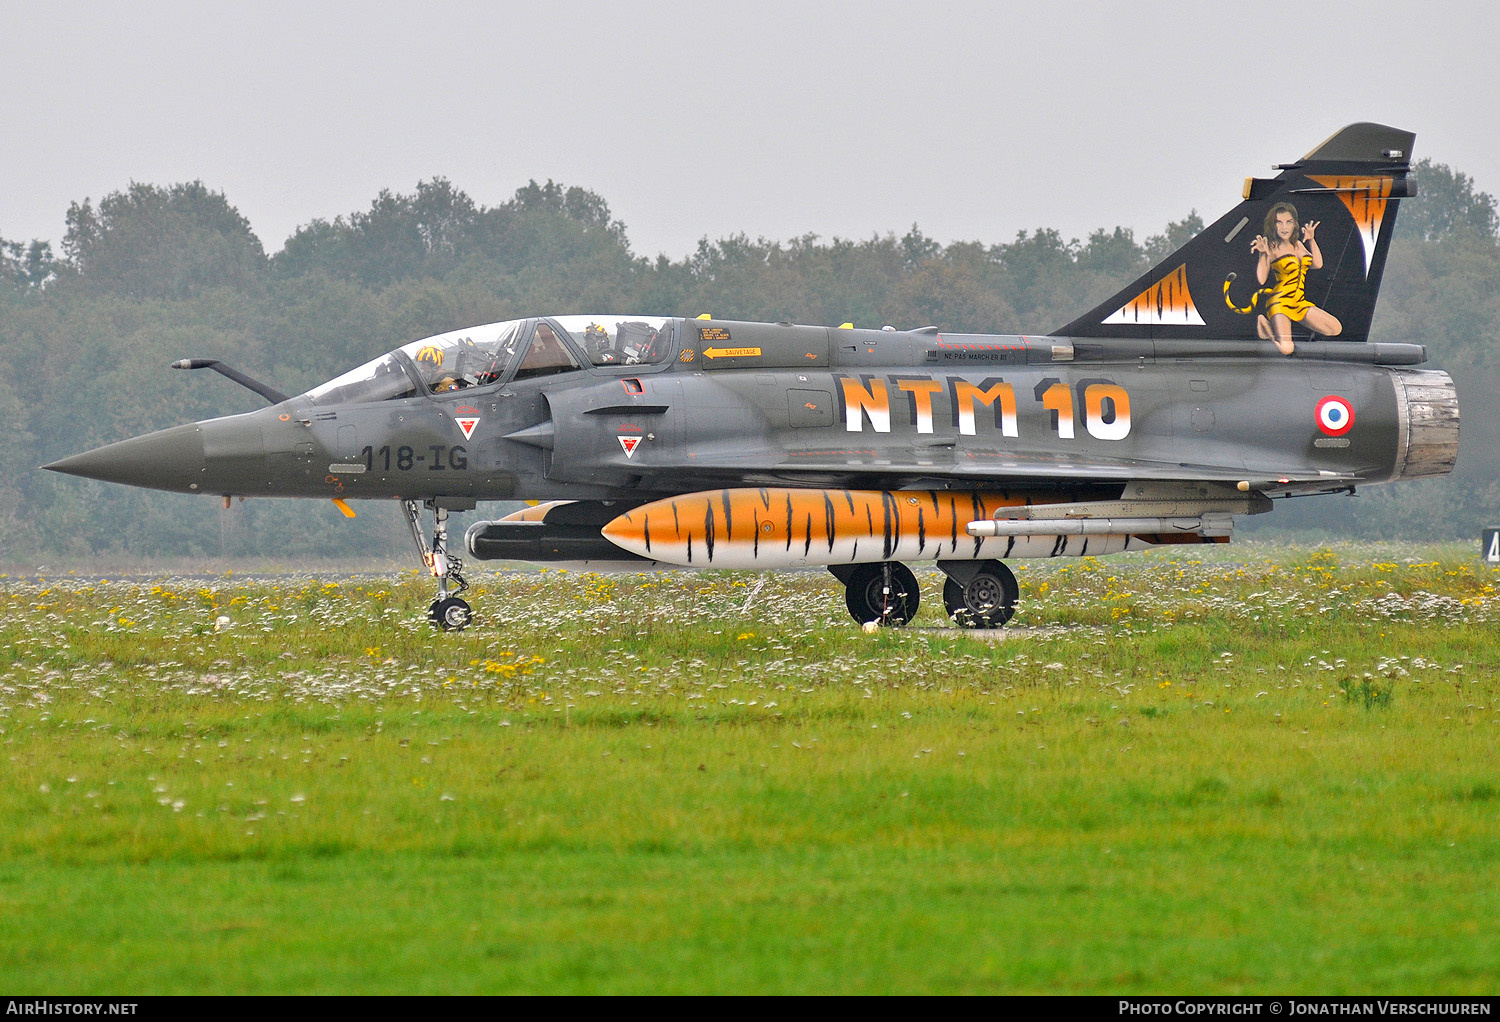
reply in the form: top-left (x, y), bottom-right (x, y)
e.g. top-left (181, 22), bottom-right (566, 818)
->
top-left (702, 346), bottom-right (762, 359)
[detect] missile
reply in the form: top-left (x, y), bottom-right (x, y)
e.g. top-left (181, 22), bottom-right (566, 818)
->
top-left (599, 487), bottom-right (1154, 570)
top-left (966, 515), bottom-right (1233, 538)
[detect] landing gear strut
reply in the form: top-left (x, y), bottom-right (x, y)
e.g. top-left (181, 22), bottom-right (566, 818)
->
top-left (404, 499), bottom-right (472, 630)
top-left (939, 559), bottom-right (1019, 629)
top-left (832, 561), bottom-right (920, 627)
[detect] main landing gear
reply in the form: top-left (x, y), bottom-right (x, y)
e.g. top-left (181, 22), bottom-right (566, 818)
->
top-left (830, 559), bottom-right (1019, 630)
top-left (404, 499), bottom-right (472, 630)
top-left (939, 559), bottom-right (1019, 629)
top-left (832, 562), bottom-right (921, 627)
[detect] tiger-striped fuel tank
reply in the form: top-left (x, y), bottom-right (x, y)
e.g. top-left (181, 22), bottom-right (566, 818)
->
top-left (600, 488), bottom-right (1159, 569)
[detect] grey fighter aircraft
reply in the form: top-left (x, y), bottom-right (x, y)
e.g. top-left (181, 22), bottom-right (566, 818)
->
top-left (46, 123), bottom-right (1459, 630)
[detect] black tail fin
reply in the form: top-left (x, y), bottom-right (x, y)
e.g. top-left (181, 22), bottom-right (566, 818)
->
top-left (1055, 123), bottom-right (1415, 344)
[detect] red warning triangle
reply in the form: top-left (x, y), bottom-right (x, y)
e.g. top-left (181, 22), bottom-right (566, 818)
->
top-left (618, 435), bottom-right (642, 458)
top-left (454, 417), bottom-right (480, 441)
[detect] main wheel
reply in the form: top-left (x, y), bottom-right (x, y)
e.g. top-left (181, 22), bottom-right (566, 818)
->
top-left (429, 596), bottom-right (472, 631)
top-left (844, 562), bottom-right (920, 627)
top-left (943, 560), bottom-right (1019, 628)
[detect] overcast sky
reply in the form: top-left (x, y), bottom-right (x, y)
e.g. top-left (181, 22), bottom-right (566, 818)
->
top-left (3, 0), bottom-right (1496, 261)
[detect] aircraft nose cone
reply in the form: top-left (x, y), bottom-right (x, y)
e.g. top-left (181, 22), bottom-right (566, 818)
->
top-left (43, 423), bottom-right (207, 492)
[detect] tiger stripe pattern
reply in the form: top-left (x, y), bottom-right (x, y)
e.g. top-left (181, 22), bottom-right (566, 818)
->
top-left (498, 500), bottom-right (574, 523)
top-left (1101, 264), bottom-right (1207, 326)
top-left (1307, 175), bottom-right (1394, 275)
top-left (1222, 272), bottom-right (1274, 315)
top-left (601, 487), bottom-right (1161, 569)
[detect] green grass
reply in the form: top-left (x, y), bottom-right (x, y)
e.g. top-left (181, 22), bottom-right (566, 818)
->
top-left (0, 544), bottom-right (1497, 993)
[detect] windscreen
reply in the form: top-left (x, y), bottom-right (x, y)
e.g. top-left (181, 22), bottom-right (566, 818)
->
top-left (302, 352), bottom-right (419, 406)
top-left (303, 319), bottom-right (528, 405)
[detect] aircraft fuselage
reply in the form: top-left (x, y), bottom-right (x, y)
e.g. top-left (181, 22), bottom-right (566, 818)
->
top-left (67, 324), bottom-right (1447, 511)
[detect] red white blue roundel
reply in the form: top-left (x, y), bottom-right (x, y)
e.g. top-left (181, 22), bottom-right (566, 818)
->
top-left (1315, 395), bottom-right (1355, 437)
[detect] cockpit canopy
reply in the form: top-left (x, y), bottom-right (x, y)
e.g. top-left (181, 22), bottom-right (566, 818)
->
top-left (302, 315), bottom-right (674, 406)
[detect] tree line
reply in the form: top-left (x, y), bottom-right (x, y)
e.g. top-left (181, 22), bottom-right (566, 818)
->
top-left (1, 161), bottom-right (1495, 564)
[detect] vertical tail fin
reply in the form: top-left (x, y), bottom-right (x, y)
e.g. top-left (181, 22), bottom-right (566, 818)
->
top-left (1055, 123), bottom-right (1415, 344)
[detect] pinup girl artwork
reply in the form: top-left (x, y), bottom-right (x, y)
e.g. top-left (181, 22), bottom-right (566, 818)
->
top-left (1225, 201), bottom-right (1342, 355)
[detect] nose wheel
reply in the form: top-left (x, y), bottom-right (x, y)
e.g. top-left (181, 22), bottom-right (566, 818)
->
top-left (404, 499), bottom-right (472, 630)
top-left (428, 596), bottom-right (472, 630)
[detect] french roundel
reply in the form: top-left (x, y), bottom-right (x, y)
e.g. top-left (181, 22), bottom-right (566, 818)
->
top-left (1315, 395), bottom-right (1355, 437)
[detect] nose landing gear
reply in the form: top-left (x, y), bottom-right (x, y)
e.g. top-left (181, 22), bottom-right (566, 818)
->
top-left (403, 499), bottom-right (472, 630)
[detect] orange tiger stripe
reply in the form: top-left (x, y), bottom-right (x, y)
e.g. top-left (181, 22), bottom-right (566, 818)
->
top-left (1102, 264), bottom-right (1206, 326)
top-left (599, 488), bottom-right (1125, 568)
top-left (498, 500), bottom-right (574, 523)
top-left (1307, 175), bottom-right (1393, 273)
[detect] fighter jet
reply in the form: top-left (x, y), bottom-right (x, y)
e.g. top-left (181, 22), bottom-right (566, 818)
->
top-left (46, 123), bottom-right (1458, 630)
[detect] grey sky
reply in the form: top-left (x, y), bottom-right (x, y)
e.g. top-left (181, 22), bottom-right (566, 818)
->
top-left (3, 0), bottom-right (1496, 262)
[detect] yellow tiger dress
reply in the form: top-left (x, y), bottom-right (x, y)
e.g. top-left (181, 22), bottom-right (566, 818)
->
top-left (1223, 252), bottom-right (1315, 319)
top-left (1263, 253), bottom-right (1315, 321)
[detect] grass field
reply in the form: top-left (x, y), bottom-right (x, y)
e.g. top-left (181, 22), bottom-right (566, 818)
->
top-left (1, 544), bottom-right (1497, 994)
